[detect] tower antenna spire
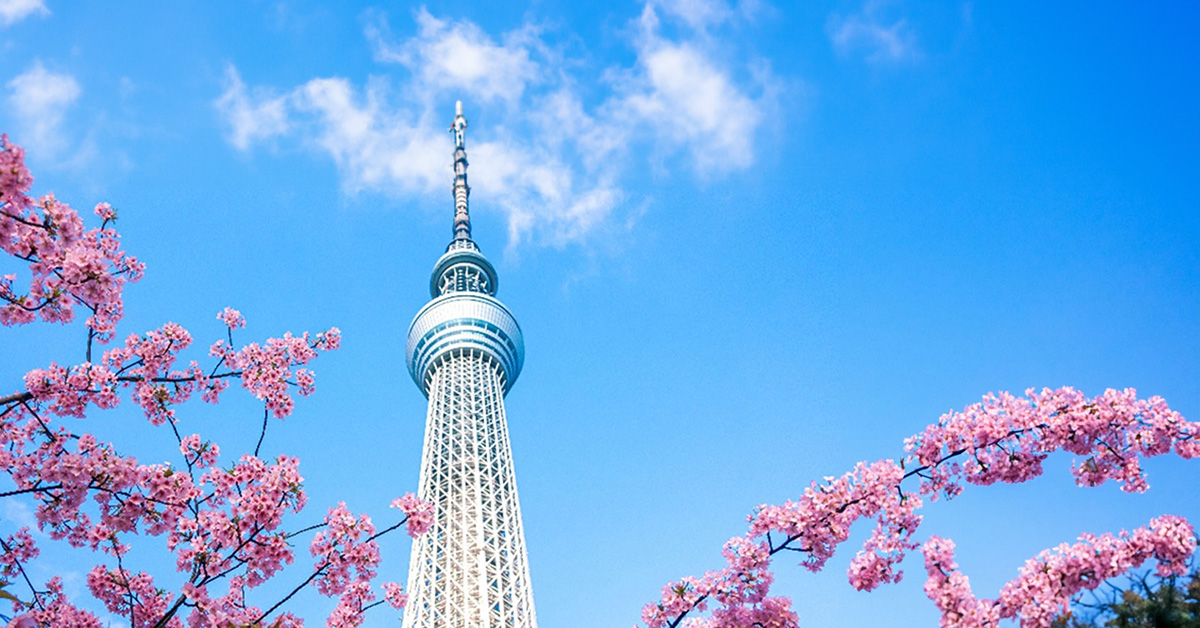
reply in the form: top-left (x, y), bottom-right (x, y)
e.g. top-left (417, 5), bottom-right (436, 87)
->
top-left (450, 100), bottom-right (471, 242)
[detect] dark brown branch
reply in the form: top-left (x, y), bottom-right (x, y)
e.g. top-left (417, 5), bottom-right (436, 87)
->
top-left (0, 484), bottom-right (62, 498)
top-left (0, 391), bottom-right (33, 406)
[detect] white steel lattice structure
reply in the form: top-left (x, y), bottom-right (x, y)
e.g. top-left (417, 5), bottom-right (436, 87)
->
top-left (402, 102), bottom-right (537, 628)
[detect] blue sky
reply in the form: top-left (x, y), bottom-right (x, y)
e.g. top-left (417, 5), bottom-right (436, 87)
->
top-left (1, 1), bottom-right (1198, 626)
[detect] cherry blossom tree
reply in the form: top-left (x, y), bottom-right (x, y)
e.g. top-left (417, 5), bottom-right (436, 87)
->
top-left (638, 386), bottom-right (1199, 628)
top-left (1, 135), bottom-right (433, 628)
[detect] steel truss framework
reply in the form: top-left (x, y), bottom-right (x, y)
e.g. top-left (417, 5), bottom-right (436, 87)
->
top-left (403, 350), bottom-right (536, 628)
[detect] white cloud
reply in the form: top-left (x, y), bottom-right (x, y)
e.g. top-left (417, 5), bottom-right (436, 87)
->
top-left (533, 89), bottom-right (626, 170)
top-left (612, 6), bottom-right (769, 172)
top-left (294, 76), bottom-right (445, 194)
top-left (0, 0), bottom-right (48, 27)
top-left (6, 61), bottom-right (80, 158)
top-left (650, 0), bottom-right (734, 31)
top-left (471, 138), bottom-right (622, 248)
top-left (3, 498), bottom-right (37, 531)
top-left (283, 75), bottom-right (619, 247)
top-left (218, 3), bottom-right (773, 247)
top-left (367, 8), bottom-right (540, 104)
top-left (214, 65), bottom-right (290, 151)
top-left (829, 1), bottom-right (921, 64)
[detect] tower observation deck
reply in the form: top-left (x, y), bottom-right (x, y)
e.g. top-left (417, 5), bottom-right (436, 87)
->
top-left (402, 101), bottom-right (537, 628)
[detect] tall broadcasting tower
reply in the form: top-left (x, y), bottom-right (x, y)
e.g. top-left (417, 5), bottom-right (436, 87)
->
top-left (402, 102), bottom-right (538, 628)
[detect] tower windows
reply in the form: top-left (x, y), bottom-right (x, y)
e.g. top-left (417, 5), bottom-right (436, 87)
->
top-left (438, 264), bottom-right (492, 296)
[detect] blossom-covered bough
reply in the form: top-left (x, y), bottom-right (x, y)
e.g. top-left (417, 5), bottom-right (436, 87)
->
top-left (1, 135), bottom-right (434, 628)
top-left (640, 387), bottom-right (1199, 628)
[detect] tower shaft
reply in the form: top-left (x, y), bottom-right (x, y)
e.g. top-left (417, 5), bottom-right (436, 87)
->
top-left (403, 351), bottom-right (536, 628)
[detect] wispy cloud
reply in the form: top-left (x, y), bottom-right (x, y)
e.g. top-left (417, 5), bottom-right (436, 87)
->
top-left (6, 61), bottom-right (80, 159)
top-left (218, 2), bottom-right (776, 248)
top-left (3, 498), bottom-right (37, 531)
top-left (648, 0), bottom-right (734, 31)
top-left (828, 1), bottom-right (921, 64)
top-left (367, 8), bottom-right (542, 105)
top-left (611, 5), bottom-right (769, 172)
top-left (295, 76), bottom-right (445, 194)
top-left (0, 0), bottom-right (48, 27)
top-left (215, 65), bottom-right (290, 151)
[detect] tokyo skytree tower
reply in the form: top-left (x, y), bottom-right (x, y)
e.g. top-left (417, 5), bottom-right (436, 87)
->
top-left (402, 102), bottom-right (537, 628)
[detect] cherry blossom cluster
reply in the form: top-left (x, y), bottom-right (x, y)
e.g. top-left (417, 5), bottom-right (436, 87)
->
top-left (641, 387), bottom-right (1198, 628)
top-left (181, 454), bottom-right (307, 588)
top-left (641, 537), bottom-right (798, 628)
top-left (4, 315), bottom-right (414, 627)
top-left (86, 565), bottom-right (176, 628)
top-left (19, 310), bottom-right (340, 427)
top-left (6, 323), bottom-right (413, 627)
top-left (1, 138), bottom-right (429, 628)
top-left (6, 577), bottom-right (104, 628)
top-left (391, 492), bottom-right (435, 537)
top-left (922, 515), bottom-right (1197, 628)
top-left (904, 387), bottom-right (1199, 497)
top-left (0, 528), bottom-right (38, 598)
top-left (0, 411), bottom-right (189, 553)
top-left (1, 135), bottom-right (143, 340)
top-left (180, 433), bottom-right (219, 468)
top-left (213, 326), bottom-right (341, 418)
top-left (297, 498), bottom-right (428, 628)
top-left (310, 504), bottom-right (381, 628)
top-left (382, 581), bottom-right (407, 610)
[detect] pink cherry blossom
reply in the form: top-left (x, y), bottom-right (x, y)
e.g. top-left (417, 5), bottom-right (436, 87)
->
top-left (382, 581), bottom-right (407, 609)
top-left (12, 577), bottom-right (103, 628)
top-left (1, 137), bottom-right (434, 628)
top-left (922, 515), bottom-right (1197, 628)
top-left (391, 493), bottom-right (435, 537)
top-left (642, 387), bottom-right (1199, 628)
top-left (87, 565), bottom-right (177, 628)
top-left (217, 307), bottom-right (245, 329)
top-left (179, 434), bottom-right (220, 468)
top-left (1, 135), bottom-right (143, 340)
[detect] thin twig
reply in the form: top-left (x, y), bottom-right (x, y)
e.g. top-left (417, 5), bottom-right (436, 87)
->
top-left (255, 407), bottom-right (269, 457)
